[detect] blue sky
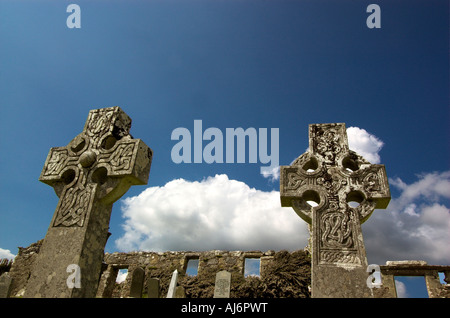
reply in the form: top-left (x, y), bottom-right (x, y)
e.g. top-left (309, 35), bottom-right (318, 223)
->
top-left (0, 0), bottom-right (449, 298)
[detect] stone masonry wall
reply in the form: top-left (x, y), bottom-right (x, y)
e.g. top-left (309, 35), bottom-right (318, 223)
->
top-left (99, 249), bottom-right (311, 298)
top-left (0, 259), bottom-right (13, 277)
top-left (7, 240), bottom-right (43, 297)
top-left (7, 241), bottom-right (449, 298)
top-left (8, 240), bottom-right (311, 298)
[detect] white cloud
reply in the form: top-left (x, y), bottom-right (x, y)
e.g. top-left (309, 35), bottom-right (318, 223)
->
top-left (347, 126), bottom-right (384, 164)
top-left (363, 171), bottom-right (450, 265)
top-left (115, 174), bottom-right (309, 253)
top-left (389, 171), bottom-right (450, 206)
top-left (260, 166), bottom-right (280, 182)
top-left (116, 269), bottom-right (128, 283)
top-left (0, 248), bottom-right (16, 260)
top-left (394, 280), bottom-right (408, 298)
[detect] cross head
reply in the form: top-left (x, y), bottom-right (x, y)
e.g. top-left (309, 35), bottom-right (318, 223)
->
top-left (280, 123), bottom-right (390, 297)
top-left (40, 106), bottom-right (152, 227)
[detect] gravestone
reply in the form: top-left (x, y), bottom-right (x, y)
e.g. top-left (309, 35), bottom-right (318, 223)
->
top-left (147, 278), bottom-right (160, 298)
top-left (175, 286), bottom-right (186, 298)
top-left (214, 270), bottom-right (231, 298)
top-left (25, 106), bottom-right (152, 298)
top-left (0, 272), bottom-right (12, 298)
top-left (280, 123), bottom-right (390, 297)
top-left (129, 267), bottom-right (145, 298)
top-left (166, 269), bottom-right (179, 298)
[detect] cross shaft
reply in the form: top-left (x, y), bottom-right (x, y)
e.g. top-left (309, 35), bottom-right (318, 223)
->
top-left (25, 107), bottom-right (152, 298)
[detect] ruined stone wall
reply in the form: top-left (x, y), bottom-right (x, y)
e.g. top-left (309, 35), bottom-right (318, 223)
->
top-left (376, 261), bottom-right (450, 298)
top-left (8, 240), bottom-right (311, 298)
top-left (99, 249), bottom-right (311, 298)
top-left (7, 240), bottom-right (43, 297)
top-left (7, 241), bottom-right (449, 298)
top-left (0, 259), bottom-right (13, 277)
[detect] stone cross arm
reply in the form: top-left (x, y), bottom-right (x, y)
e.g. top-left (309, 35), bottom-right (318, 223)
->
top-left (280, 123), bottom-right (390, 224)
top-left (39, 106), bottom-right (152, 226)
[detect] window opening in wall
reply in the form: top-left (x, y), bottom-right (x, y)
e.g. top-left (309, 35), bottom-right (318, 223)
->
top-left (394, 276), bottom-right (428, 298)
top-left (244, 258), bottom-right (261, 277)
top-left (116, 268), bottom-right (128, 283)
top-left (186, 258), bottom-right (199, 276)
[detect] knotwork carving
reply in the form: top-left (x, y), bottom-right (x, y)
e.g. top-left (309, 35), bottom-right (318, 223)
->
top-left (43, 149), bottom-right (69, 177)
top-left (320, 250), bottom-right (360, 265)
top-left (53, 183), bottom-right (96, 227)
top-left (321, 210), bottom-right (353, 249)
top-left (364, 171), bottom-right (381, 193)
top-left (316, 129), bottom-right (340, 159)
top-left (316, 172), bottom-right (347, 195)
top-left (109, 142), bottom-right (135, 171)
top-left (85, 108), bottom-right (116, 145)
top-left (280, 123), bottom-right (391, 267)
top-left (40, 106), bottom-right (152, 228)
top-left (286, 171), bottom-right (305, 190)
top-left (311, 124), bottom-right (347, 164)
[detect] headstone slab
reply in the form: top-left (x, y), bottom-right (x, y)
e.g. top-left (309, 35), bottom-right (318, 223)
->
top-left (129, 267), bottom-right (145, 298)
top-left (213, 270), bottom-right (231, 298)
top-left (147, 278), bottom-right (160, 298)
top-left (25, 106), bottom-right (152, 298)
top-left (280, 123), bottom-right (390, 298)
top-left (175, 286), bottom-right (186, 298)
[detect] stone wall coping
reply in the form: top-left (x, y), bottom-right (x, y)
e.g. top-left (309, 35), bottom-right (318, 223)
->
top-left (380, 262), bottom-right (450, 275)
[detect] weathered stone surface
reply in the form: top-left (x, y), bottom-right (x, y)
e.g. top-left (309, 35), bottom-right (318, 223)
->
top-left (24, 107), bottom-right (152, 298)
top-left (378, 262), bottom-right (450, 298)
top-left (8, 240), bottom-right (42, 297)
top-left (280, 123), bottom-right (391, 298)
top-left (129, 267), bottom-right (145, 298)
top-left (213, 270), bottom-right (231, 298)
top-left (146, 278), bottom-right (160, 298)
top-left (175, 285), bottom-right (186, 298)
top-left (95, 264), bottom-right (118, 298)
top-left (386, 260), bottom-right (427, 266)
top-left (11, 241), bottom-right (450, 298)
top-left (0, 272), bottom-right (12, 298)
top-left (102, 249), bottom-right (310, 298)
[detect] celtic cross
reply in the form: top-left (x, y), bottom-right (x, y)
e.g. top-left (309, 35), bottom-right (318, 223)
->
top-left (280, 123), bottom-right (390, 297)
top-left (25, 107), bottom-right (152, 298)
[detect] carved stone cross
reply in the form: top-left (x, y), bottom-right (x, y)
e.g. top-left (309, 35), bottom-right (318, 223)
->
top-left (25, 107), bottom-right (152, 298)
top-left (280, 123), bottom-right (390, 297)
